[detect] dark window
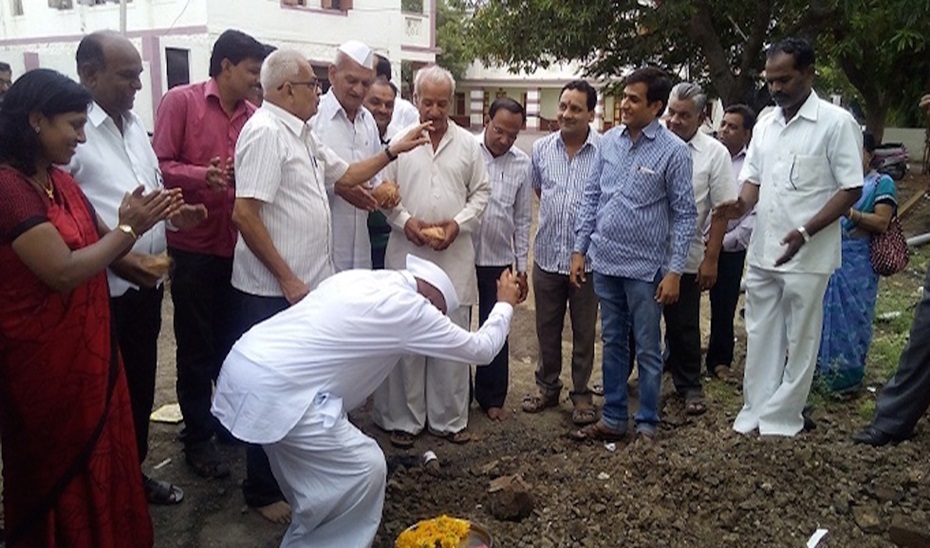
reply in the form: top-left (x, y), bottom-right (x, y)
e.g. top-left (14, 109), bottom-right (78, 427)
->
top-left (165, 47), bottom-right (190, 90)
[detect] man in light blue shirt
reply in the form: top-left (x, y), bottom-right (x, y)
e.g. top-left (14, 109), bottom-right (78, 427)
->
top-left (570, 67), bottom-right (696, 442)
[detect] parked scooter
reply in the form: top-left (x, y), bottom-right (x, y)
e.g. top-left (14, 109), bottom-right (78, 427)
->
top-left (874, 142), bottom-right (910, 180)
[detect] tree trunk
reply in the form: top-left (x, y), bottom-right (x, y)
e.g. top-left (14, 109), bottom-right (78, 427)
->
top-left (863, 104), bottom-right (887, 144)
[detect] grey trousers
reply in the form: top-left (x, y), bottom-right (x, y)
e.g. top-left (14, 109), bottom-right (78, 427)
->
top-left (532, 264), bottom-right (598, 404)
top-left (872, 264), bottom-right (930, 437)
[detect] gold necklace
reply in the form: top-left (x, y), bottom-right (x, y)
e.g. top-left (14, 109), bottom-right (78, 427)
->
top-left (31, 172), bottom-right (53, 201)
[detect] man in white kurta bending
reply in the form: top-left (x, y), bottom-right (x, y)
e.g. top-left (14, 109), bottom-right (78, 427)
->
top-left (715, 37), bottom-right (862, 436)
top-left (310, 40), bottom-right (382, 271)
top-left (212, 255), bottom-right (520, 547)
top-left (372, 64), bottom-right (491, 446)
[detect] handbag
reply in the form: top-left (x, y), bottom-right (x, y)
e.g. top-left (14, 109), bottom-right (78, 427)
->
top-left (870, 215), bottom-right (909, 276)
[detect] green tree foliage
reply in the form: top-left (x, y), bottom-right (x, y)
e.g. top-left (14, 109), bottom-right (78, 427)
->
top-left (466, 0), bottom-right (836, 112)
top-left (465, 0), bottom-right (930, 136)
top-left (822, 0), bottom-right (930, 140)
top-left (435, 0), bottom-right (474, 81)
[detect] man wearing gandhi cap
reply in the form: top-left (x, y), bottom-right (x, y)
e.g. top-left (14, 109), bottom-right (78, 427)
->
top-left (212, 255), bottom-right (520, 546)
top-left (311, 39), bottom-right (386, 272)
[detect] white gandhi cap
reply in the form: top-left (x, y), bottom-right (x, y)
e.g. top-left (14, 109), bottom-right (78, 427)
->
top-left (406, 254), bottom-right (460, 313)
top-left (337, 40), bottom-right (373, 68)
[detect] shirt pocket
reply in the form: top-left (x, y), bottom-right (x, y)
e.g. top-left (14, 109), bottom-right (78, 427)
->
top-left (491, 175), bottom-right (518, 207)
top-left (787, 154), bottom-right (832, 194)
top-left (618, 167), bottom-right (663, 209)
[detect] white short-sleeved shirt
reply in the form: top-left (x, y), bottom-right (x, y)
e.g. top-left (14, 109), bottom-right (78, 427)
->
top-left (740, 91), bottom-right (863, 274)
top-left (683, 130), bottom-right (737, 272)
top-left (387, 97), bottom-right (420, 138)
top-left (232, 102), bottom-right (349, 296)
top-left (69, 102), bottom-right (166, 297)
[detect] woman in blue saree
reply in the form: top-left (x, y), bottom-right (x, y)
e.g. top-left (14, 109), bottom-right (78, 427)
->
top-left (817, 132), bottom-right (897, 392)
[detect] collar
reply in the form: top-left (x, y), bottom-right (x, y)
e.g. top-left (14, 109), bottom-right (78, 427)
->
top-left (261, 101), bottom-right (308, 137)
top-left (776, 89), bottom-right (820, 124)
top-left (88, 101), bottom-right (135, 131)
top-left (204, 78), bottom-right (221, 100)
top-left (319, 90), bottom-right (370, 124)
top-left (557, 126), bottom-right (598, 150)
top-left (732, 146), bottom-right (747, 160)
top-left (687, 129), bottom-right (709, 152)
top-left (619, 118), bottom-right (661, 140)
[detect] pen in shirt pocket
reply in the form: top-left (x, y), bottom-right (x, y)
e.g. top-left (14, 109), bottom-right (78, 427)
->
top-left (636, 165), bottom-right (658, 175)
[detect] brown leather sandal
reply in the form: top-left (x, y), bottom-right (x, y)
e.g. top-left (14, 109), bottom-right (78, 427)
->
top-left (570, 420), bottom-right (627, 442)
top-left (521, 392), bottom-right (559, 413)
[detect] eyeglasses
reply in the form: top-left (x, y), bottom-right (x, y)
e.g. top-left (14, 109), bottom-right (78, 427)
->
top-left (277, 79), bottom-right (320, 91)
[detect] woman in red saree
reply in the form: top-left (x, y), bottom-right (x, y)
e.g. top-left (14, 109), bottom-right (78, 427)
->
top-left (0, 69), bottom-right (181, 547)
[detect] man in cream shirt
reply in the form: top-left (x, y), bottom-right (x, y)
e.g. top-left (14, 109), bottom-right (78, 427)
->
top-left (372, 64), bottom-right (491, 446)
top-left (663, 82), bottom-right (736, 416)
top-left (716, 38), bottom-right (862, 437)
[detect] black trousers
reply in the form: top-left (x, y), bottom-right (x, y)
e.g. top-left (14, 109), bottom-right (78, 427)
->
top-left (474, 265), bottom-right (511, 410)
top-left (168, 248), bottom-right (236, 446)
top-left (230, 289), bottom-right (289, 509)
top-left (872, 263), bottom-right (930, 437)
top-left (111, 284), bottom-right (164, 463)
top-left (663, 273), bottom-right (702, 397)
top-left (705, 249), bottom-right (746, 373)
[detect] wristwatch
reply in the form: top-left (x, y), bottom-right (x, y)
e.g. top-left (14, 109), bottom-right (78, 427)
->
top-left (117, 223), bottom-right (139, 240)
top-left (797, 225), bottom-right (811, 243)
top-left (384, 145), bottom-right (398, 162)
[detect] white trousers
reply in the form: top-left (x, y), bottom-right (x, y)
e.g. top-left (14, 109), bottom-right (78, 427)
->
top-left (263, 405), bottom-right (387, 547)
top-left (734, 267), bottom-right (830, 436)
top-left (371, 307), bottom-right (471, 435)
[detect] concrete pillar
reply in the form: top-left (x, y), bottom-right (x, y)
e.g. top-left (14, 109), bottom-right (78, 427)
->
top-left (469, 88), bottom-right (485, 128)
top-left (23, 51), bottom-right (39, 71)
top-left (526, 87), bottom-right (540, 131)
top-left (594, 89), bottom-right (605, 132)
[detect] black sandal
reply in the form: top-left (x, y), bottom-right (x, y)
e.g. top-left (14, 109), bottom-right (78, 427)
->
top-left (144, 475), bottom-right (184, 505)
top-left (184, 441), bottom-right (230, 479)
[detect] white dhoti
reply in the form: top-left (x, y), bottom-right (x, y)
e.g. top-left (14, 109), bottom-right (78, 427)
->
top-left (734, 266), bottom-right (830, 436)
top-left (263, 400), bottom-right (387, 548)
top-left (371, 306), bottom-right (471, 435)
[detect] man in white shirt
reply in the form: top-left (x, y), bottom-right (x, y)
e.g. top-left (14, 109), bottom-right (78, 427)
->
top-left (473, 97), bottom-right (532, 421)
top-left (705, 104), bottom-right (757, 382)
top-left (310, 40), bottom-right (383, 272)
top-left (231, 49), bottom-right (429, 523)
top-left (372, 64), bottom-right (491, 447)
top-left (69, 31), bottom-right (206, 505)
top-left (663, 82), bottom-right (736, 416)
top-left (212, 255), bottom-right (521, 547)
top-left (716, 38), bottom-right (862, 437)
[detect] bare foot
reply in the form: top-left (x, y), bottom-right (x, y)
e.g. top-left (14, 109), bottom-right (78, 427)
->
top-left (487, 406), bottom-right (507, 421)
top-left (256, 500), bottom-right (291, 525)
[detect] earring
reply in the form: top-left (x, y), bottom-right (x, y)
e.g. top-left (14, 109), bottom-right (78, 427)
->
top-left (33, 126), bottom-right (40, 133)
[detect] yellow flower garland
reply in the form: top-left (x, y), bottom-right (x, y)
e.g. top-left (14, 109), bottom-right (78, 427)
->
top-left (395, 515), bottom-right (470, 548)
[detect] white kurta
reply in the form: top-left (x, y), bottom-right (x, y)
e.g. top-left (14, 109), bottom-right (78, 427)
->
top-left (373, 121), bottom-right (490, 435)
top-left (212, 268), bottom-right (513, 547)
top-left (310, 91), bottom-right (382, 272)
top-left (734, 91), bottom-right (863, 436)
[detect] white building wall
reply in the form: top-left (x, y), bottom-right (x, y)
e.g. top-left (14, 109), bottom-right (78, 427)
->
top-left (0, 0), bottom-right (435, 131)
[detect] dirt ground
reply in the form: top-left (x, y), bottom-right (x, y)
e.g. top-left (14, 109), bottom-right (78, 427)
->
top-left (138, 171), bottom-right (930, 547)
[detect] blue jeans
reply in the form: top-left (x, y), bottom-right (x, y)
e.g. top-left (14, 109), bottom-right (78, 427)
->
top-left (594, 272), bottom-right (663, 436)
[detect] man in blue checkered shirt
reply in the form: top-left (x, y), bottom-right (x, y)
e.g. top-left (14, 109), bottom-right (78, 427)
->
top-left (570, 67), bottom-right (696, 443)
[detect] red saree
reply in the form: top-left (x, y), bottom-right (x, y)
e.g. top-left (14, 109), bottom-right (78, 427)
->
top-left (0, 166), bottom-right (152, 547)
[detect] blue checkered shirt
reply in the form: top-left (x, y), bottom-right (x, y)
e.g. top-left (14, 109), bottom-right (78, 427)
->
top-left (531, 129), bottom-right (602, 275)
top-left (574, 119), bottom-right (696, 280)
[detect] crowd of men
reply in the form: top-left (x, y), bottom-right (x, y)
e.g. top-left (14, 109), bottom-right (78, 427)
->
top-left (7, 27), bottom-right (930, 546)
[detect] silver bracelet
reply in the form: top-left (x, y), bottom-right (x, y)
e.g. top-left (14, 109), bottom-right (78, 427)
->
top-left (797, 225), bottom-right (811, 242)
